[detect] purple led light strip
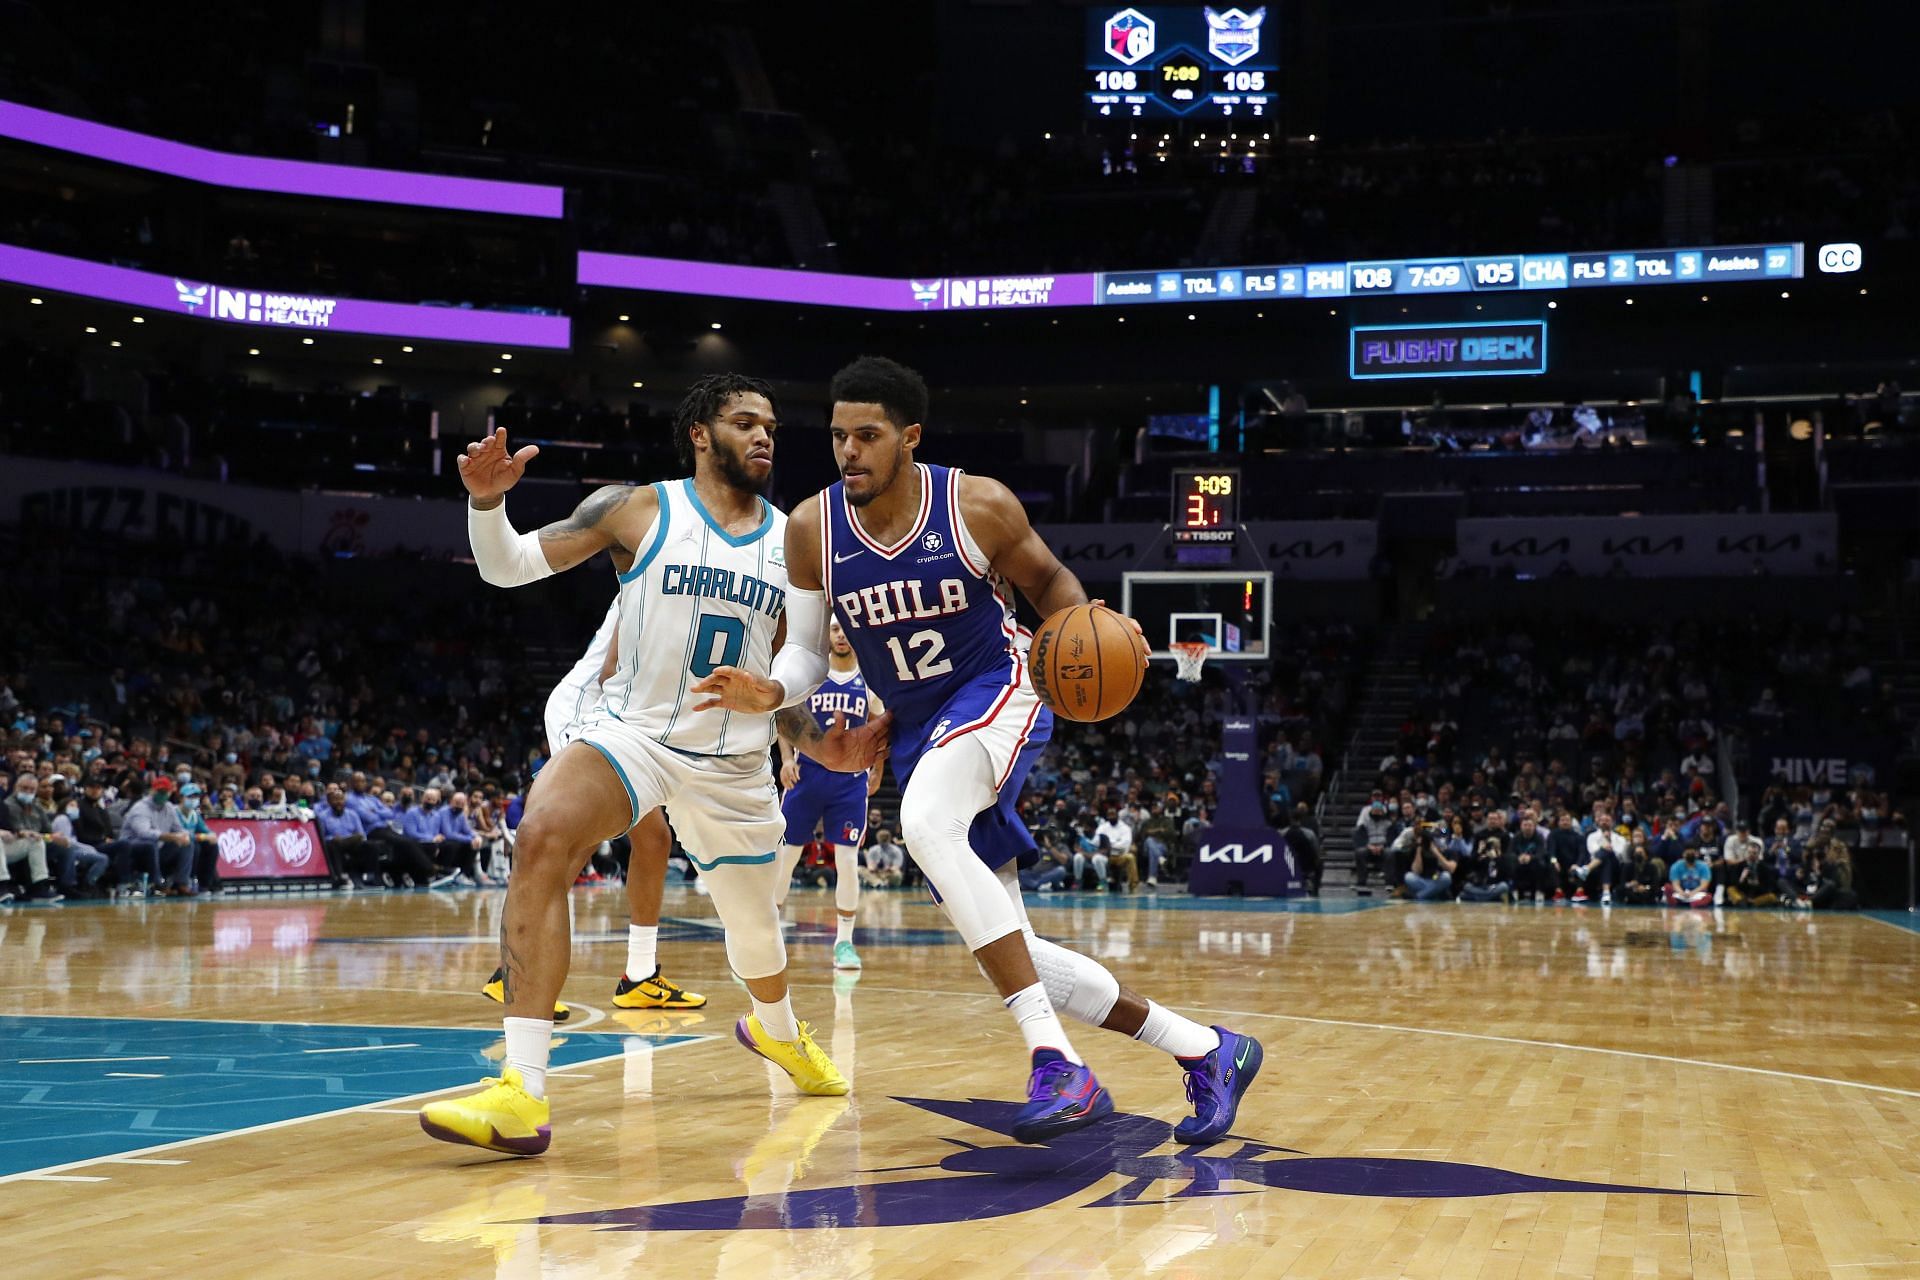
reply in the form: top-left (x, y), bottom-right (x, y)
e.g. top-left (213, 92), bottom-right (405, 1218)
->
top-left (578, 252), bottom-right (1099, 312)
top-left (0, 242), bottom-right (571, 349)
top-left (0, 99), bottom-right (564, 219)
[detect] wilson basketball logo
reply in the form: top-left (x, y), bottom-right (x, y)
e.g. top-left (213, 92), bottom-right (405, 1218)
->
top-left (218, 827), bottom-right (258, 869)
top-left (275, 827), bottom-right (316, 868)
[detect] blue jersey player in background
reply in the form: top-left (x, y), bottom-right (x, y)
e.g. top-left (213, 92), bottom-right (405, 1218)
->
top-left (776, 617), bottom-right (884, 971)
top-left (692, 356), bottom-right (1262, 1146)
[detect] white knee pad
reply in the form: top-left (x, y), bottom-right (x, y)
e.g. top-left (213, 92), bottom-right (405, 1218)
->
top-left (833, 844), bottom-right (860, 914)
top-left (699, 858), bottom-right (788, 980)
top-left (1028, 934), bottom-right (1121, 1027)
top-left (898, 739), bottom-right (1022, 952)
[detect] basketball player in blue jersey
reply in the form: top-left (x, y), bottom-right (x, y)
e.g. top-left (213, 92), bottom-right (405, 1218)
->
top-left (693, 356), bottom-right (1263, 1145)
top-left (775, 618), bottom-right (884, 971)
top-left (420, 375), bottom-right (888, 1158)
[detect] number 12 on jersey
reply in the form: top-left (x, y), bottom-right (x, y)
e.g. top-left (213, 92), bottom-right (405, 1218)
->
top-left (885, 629), bottom-right (953, 682)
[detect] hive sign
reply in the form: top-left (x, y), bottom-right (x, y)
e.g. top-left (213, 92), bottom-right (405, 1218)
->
top-left (175, 278), bottom-right (338, 329)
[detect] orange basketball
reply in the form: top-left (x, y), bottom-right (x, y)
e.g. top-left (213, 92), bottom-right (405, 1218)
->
top-left (1028, 603), bottom-right (1149, 723)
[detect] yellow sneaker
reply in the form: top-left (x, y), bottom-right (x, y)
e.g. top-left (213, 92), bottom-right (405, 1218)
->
top-left (612, 968), bottom-right (707, 1009)
top-left (481, 967), bottom-right (570, 1022)
top-left (733, 1015), bottom-right (849, 1096)
top-left (418, 1068), bottom-right (552, 1156)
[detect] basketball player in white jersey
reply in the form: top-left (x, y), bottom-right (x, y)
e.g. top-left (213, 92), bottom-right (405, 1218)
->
top-left (775, 618), bottom-right (884, 971)
top-left (476, 597), bottom-right (708, 1021)
top-left (695, 356), bottom-right (1262, 1146)
top-left (421, 375), bottom-right (887, 1158)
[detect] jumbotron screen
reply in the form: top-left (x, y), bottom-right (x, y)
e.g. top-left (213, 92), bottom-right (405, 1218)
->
top-left (1086, 6), bottom-right (1277, 119)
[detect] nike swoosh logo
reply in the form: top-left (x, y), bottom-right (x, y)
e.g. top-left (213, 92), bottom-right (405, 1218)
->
top-left (1234, 1041), bottom-right (1251, 1069)
top-left (833, 550), bottom-right (863, 564)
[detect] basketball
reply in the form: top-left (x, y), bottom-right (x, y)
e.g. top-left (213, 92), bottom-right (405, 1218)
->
top-left (1028, 603), bottom-right (1149, 723)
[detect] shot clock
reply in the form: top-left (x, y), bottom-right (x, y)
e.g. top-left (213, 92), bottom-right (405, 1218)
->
top-left (1086, 7), bottom-right (1278, 119)
top-left (1172, 468), bottom-right (1240, 545)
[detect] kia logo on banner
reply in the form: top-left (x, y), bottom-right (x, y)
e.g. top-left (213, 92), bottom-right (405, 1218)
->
top-left (1458, 514), bottom-right (1836, 578)
top-left (1817, 243), bottom-right (1861, 274)
top-left (1039, 520), bottom-right (1376, 580)
top-left (1198, 842), bottom-right (1275, 864)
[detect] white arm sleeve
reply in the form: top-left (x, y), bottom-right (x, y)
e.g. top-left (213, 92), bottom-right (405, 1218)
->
top-left (769, 587), bottom-right (831, 709)
top-left (468, 500), bottom-right (555, 588)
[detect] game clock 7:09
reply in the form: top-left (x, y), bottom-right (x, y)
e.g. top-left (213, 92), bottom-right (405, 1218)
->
top-left (1172, 468), bottom-right (1239, 544)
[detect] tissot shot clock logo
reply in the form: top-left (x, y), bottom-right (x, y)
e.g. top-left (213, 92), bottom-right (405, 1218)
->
top-left (1204, 6), bottom-right (1266, 64)
top-left (1104, 8), bottom-right (1156, 64)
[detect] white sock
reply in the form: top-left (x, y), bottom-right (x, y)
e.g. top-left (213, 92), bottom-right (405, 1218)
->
top-left (752, 993), bottom-right (799, 1042)
top-left (835, 912), bottom-right (855, 946)
top-left (1135, 1000), bottom-right (1221, 1062)
top-left (1004, 982), bottom-right (1083, 1064)
top-left (503, 1016), bottom-right (554, 1098)
top-left (626, 923), bottom-right (658, 979)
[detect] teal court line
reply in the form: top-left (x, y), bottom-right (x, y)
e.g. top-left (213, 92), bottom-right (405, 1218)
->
top-left (0, 1015), bottom-right (707, 1181)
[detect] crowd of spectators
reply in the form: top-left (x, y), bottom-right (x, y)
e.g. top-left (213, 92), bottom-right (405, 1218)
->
top-left (1350, 615), bottom-right (1903, 909)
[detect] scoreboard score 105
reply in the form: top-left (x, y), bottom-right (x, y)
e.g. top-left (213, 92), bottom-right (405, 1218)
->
top-left (1172, 468), bottom-right (1240, 545)
top-left (1087, 6), bottom-right (1277, 119)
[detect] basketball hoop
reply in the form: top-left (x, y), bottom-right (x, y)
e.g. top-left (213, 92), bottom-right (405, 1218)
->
top-left (1170, 641), bottom-right (1210, 683)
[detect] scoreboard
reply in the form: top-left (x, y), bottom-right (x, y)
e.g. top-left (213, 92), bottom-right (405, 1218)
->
top-left (1086, 7), bottom-right (1277, 119)
top-left (1172, 467), bottom-right (1240, 545)
top-left (1095, 244), bottom-right (1804, 305)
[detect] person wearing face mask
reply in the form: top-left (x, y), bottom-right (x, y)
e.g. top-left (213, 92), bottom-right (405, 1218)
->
top-left (173, 783), bottom-right (223, 895)
top-left (75, 776), bottom-right (164, 896)
top-left (47, 779), bottom-right (109, 897)
top-left (397, 789), bottom-right (463, 889)
top-left (435, 790), bottom-right (492, 887)
top-left (0, 776), bottom-right (64, 901)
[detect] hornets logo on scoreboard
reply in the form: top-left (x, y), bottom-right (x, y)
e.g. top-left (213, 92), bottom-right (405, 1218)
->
top-left (1204, 7), bottom-right (1265, 65)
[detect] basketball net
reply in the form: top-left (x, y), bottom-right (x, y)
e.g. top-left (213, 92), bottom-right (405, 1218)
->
top-left (1170, 641), bottom-right (1210, 683)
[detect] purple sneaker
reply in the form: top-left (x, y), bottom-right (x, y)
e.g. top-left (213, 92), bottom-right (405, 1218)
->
top-left (1174, 1026), bottom-right (1262, 1144)
top-left (1010, 1049), bottom-right (1113, 1144)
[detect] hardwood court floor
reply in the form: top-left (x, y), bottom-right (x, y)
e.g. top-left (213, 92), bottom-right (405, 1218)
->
top-left (4, 886), bottom-right (1919, 1279)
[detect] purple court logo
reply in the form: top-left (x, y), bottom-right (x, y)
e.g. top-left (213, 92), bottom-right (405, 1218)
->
top-left (521, 1096), bottom-right (1713, 1232)
top-left (1204, 7), bottom-right (1267, 65)
top-left (1104, 9), bottom-right (1156, 65)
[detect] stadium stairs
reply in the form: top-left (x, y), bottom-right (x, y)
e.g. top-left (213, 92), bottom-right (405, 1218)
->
top-left (1318, 621), bottom-right (1429, 895)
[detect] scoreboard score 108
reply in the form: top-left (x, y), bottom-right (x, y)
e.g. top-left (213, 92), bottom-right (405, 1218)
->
top-left (1087, 6), bottom-right (1277, 119)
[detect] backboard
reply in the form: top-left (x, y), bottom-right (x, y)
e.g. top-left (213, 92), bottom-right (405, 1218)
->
top-left (1120, 570), bottom-right (1272, 662)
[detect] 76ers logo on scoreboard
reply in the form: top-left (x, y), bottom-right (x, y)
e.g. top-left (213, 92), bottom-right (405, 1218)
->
top-left (218, 826), bottom-right (257, 870)
top-left (1104, 8), bottom-right (1155, 64)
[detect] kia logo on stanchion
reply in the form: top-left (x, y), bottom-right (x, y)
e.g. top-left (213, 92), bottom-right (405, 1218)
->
top-left (1817, 243), bottom-right (1861, 273)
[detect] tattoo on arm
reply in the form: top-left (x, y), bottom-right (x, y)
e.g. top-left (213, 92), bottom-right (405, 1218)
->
top-left (537, 484), bottom-right (634, 556)
top-left (775, 706), bottom-right (823, 750)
